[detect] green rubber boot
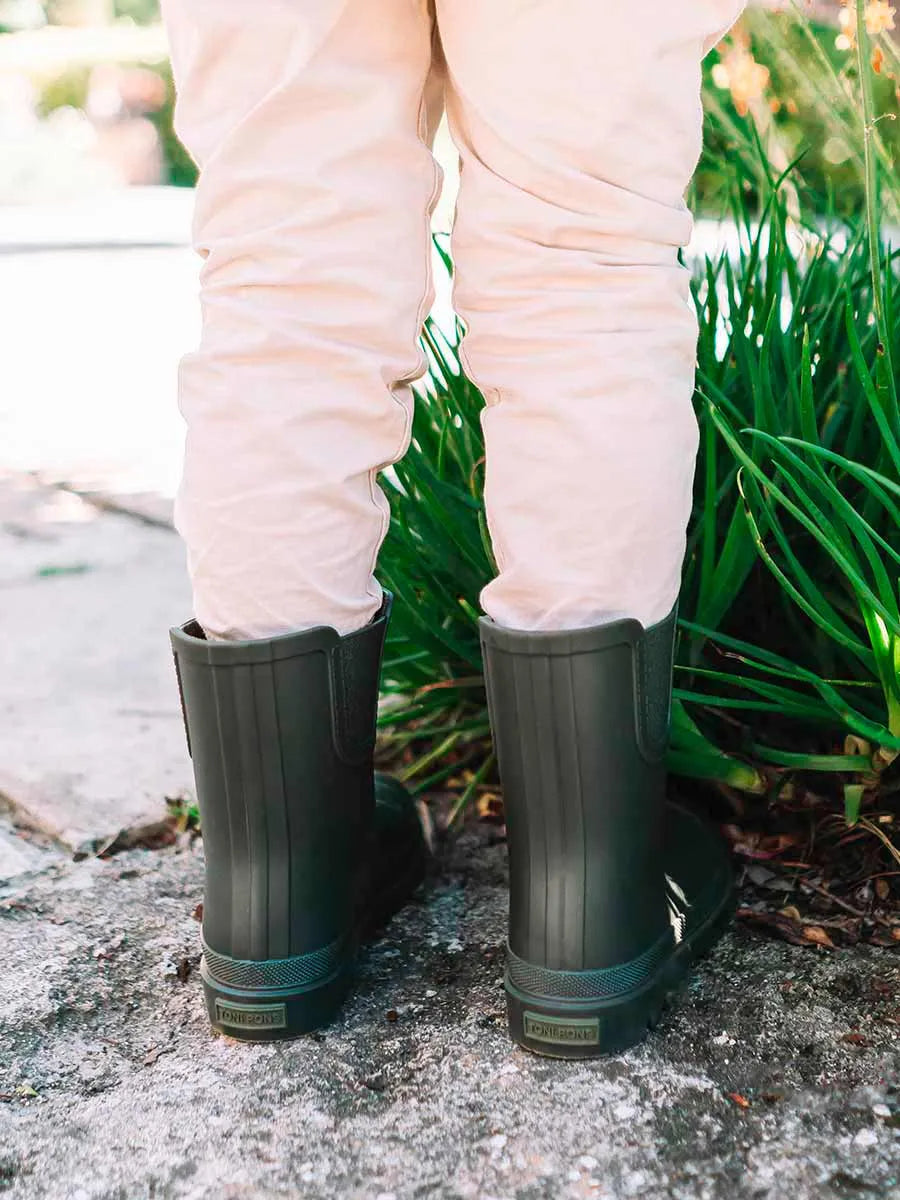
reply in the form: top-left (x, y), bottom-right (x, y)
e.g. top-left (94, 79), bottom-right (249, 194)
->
top-left (170, 591), bottom-right (426, 1042)
top-left (478, 607), bottom-right (734, 1058)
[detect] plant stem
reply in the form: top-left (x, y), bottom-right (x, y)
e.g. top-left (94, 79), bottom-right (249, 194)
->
top-left (858, 816), bottom-right (900, 867)
top-left (854, 0), bottom-right (885, 332)
top-left (396, 730), bottom-right (462, 784)
top-left (447, 752), bottom-right (496, 830)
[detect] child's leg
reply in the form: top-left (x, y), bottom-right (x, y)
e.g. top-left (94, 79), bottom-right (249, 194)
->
top-left (438, 0), bottom-right (745, 632)
top-left (161, 0), bottom-right (442, 640)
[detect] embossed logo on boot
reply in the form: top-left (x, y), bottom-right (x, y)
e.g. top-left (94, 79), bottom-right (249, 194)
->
top-left (215, 1000), bottom-right (287, 1031)
top-left (523, 1012), bottom-right (600, 1046)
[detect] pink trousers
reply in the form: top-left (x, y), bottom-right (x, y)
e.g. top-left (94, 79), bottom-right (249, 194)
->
top-left (161, 0), bottom-right (745, 640)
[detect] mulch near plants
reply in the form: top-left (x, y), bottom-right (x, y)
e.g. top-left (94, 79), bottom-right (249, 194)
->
top-left (423, 747), bottom-right (900, 953)
top-left (712, 784), bottom-right (900, 951)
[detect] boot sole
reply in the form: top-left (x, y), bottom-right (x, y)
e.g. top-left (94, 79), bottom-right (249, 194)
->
top-left (505, 869), bottom-right (735, 1059)
top-left (200, 939), bottom-right (356, 1043)
top-left (202, 961), bottom-right (354, 1043)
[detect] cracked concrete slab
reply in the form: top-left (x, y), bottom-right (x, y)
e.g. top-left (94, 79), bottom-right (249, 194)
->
top-left (0, 810), bottom-right (58, 882)
top-left (0, 474), bottom-right (192, 849)
top-left (0, 829), bottom-right (898, 1200)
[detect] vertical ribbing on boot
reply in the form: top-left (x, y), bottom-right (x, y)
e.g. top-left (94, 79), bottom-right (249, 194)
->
top-left (560, 652), bottom-right (586, 969)
top-left (247, 663), bottom-right (266, 960)
top-left (538, 652), bottom-right (560, 969)
top-left (536, 651), bottom-right (590, 971)
top-left (254, 658), bottom-right (290, 961)
top-left (501, 648), bottom-right (599, 969)
top-left (512, 651), bottom-right (543, 960)
top-left (228, 663), bottom-right (263, 960)
top-left (547, 654), bottom-right (563, 968)
top-left (210, 665), bottom-right (243, 955)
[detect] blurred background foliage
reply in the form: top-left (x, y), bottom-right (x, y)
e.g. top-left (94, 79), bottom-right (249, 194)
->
top-left (0, 0), bottom-right (195, 196)
top-left (1, 1), bottom-right (897, 208)
top-left (697, 2), bottom-right (900, 218)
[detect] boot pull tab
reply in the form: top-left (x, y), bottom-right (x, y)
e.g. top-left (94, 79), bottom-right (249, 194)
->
top-left (327, 594), bottom-right (391, 766)
top-left (172, 651), bottom-right (193, 759)
top-left (633, 605), bottom-right (678, 763)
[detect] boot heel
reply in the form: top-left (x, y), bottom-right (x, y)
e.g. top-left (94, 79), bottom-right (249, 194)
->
top-left (504, 939), bottom-right (674, 1059)
top-left (504, 840), bottom-right (736, 1060)
top-left (506, 975), bottom-right (671, 1059)
top-left (200, 940), bottom-right (355, 1042)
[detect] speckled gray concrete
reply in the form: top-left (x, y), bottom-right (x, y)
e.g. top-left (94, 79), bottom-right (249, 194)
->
top-left (1, 822), bottom-right (898, 1200)
top-left (0, 474), bottom-right (191, 849)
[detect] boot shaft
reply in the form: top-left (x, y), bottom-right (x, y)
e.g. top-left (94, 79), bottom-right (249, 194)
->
top-left (479, 609), bottom-right (677, 971)
top-left (171, 595), bottom-right (391, 962)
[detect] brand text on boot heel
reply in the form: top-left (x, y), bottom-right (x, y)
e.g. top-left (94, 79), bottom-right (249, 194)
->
top-left (523, 1012), bottom-right (600, 1046)
top-left (215, 1000), bottom-right (288, 1030)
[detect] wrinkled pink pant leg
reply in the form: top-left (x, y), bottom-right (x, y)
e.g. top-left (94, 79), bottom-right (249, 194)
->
top-left (161, 0), bottom-right (746, 640)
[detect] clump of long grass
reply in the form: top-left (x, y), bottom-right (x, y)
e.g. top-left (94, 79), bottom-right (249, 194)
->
top-left (377, 1), bottom-right (900, 867)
